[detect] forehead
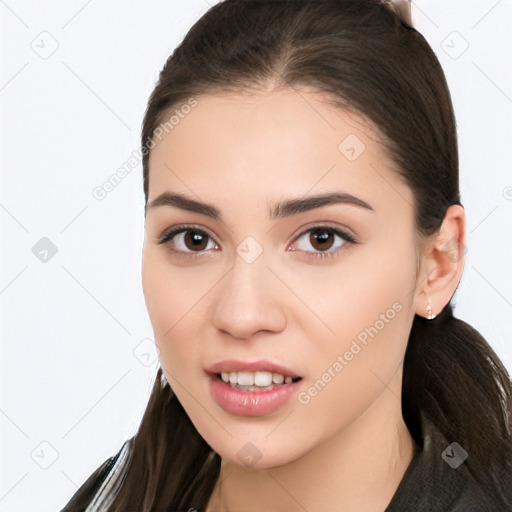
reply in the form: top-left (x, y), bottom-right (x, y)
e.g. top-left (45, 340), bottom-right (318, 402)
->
top-left (147, 88), bottom-right (413, 213)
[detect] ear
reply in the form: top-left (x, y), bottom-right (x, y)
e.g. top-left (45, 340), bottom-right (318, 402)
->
top-left (413, 204), bottom-right (466, 319)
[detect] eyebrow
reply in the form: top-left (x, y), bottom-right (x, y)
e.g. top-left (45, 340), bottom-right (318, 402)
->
top-left (146, 191), bottom-right (374, 220)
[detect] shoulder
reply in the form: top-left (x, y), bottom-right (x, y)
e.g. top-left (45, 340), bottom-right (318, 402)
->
top-left (59, 438), bottom-right (132, 512)
top-left (386, 414), bottom-right (511, 511)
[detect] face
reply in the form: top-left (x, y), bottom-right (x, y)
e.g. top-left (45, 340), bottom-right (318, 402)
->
top-left (141, 88), bottom-right (419, 469)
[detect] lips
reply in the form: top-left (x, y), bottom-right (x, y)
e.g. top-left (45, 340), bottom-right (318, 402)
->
top-left (206, 359), bottom-right (303, 416)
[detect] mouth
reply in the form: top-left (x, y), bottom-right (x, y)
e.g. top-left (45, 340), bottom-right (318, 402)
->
top-left (206, 360), bottom-right (304, 416)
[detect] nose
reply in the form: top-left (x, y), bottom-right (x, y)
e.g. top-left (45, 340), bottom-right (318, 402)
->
top-left (211, 251), bottom-right (287, 340)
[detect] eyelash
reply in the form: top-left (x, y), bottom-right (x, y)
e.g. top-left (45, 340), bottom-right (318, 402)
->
top-left (157, 223), bottom-right (358, 261)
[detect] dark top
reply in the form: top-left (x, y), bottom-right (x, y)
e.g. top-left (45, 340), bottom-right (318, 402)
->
top-left (60, 414), bottom-right (510, 511)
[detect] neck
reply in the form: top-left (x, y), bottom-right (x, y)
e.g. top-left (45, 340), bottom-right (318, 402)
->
top-left (208, 368), bottom-right (416, 512)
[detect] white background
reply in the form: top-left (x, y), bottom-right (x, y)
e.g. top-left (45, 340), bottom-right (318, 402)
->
top-left (1, 1), bottom-right (511, 511)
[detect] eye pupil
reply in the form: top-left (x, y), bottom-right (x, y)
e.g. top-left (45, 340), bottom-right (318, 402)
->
top-left (310, 228), bottom-right (334, 251)
top-left (185, 231), bottom-right (208, 251)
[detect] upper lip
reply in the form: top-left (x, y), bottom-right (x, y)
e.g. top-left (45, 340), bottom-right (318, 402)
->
top-left (206, 359), bottom-right (301, 378)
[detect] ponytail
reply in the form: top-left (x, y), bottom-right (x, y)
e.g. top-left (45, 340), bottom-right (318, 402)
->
top-left (402, 303), bottom-right (512, 507)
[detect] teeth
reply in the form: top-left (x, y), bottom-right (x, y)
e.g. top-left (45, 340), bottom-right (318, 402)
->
top-left (272, 373), bottom-right (284, 384)
top-left (254, 371), bottom-right (272, 386)
top-left (219, 371), bottom-right (297, 386)
top-left (238, 371), bottom-right (254, 386)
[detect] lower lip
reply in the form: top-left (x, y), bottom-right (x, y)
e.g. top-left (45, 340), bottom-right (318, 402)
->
top-left (207, 374), bottom-right (302, 416)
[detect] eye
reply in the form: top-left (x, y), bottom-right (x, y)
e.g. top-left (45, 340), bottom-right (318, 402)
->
top-left (158, 223), bottom-right (357, 261)
top-left (158, 226), bottom-right (219, 258)
top-left (289, 225), bottom-right (357, 260)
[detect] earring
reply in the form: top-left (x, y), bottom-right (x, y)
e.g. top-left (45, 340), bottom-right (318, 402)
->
top-left (426, 303), bottom-right (437, 320)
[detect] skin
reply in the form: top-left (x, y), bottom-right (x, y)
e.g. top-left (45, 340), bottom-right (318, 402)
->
top-left (141, 87), bottom-right (466, 512)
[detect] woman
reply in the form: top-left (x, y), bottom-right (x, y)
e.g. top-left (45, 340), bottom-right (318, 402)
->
top-left (60, 0), bottom-right (512, 510)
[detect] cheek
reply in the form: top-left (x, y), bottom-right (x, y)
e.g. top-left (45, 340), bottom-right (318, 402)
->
top-left (293, 236), bottom-right (415, 347)
top-left (141, 257), bottom-right (216, 433)
top-left (141, 249), bottom-right (214, 374)
top-left (142, 248), bottom-right (196, 333)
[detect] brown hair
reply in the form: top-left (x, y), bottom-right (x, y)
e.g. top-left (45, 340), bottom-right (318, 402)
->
top-left (76, 1), bottom-right (512, 510)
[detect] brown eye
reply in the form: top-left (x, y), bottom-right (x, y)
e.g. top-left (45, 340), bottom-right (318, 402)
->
top-left (184, 230), bottom-right (209, 251)
top-left (309, 228), bottom-right (336, 251)
top-left (290, 225), bottom-right (356, 260)
top-left (159, 227), bottom-right (219, 255)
